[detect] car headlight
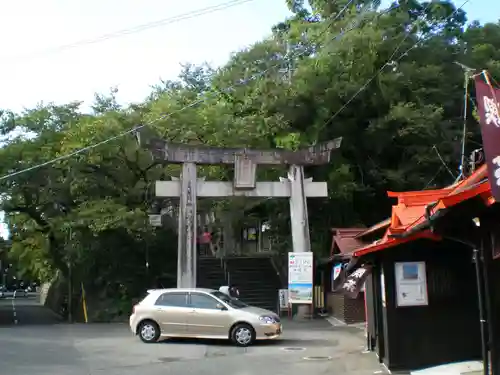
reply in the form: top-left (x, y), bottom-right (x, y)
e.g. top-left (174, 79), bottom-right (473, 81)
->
top-left (259, 315), bottom-right (277, 324)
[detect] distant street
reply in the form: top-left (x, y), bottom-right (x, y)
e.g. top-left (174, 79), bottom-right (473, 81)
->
top-left (0, 298), bottom-right (386, 375)
top-left (0, 294), bottom-right (60, 326)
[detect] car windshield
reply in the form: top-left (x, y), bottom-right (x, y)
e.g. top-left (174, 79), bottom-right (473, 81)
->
top-left (211, 291), bottom-right (248, 309)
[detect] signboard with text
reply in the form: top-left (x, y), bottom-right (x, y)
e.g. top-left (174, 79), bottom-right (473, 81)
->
top-left (279, 289), bottom-right (289, 309)
top-left (395, 261), bottom-right (428, 307)
top-left (288, 252), bottom-right (313, 304)
top-left (339, 265), bottom-right (372, 299)
top-left (148, 214), bottom-right (162, 227)
top-left (333, 264), bottom-right (342, 281)
top-left (331, 263), bottom-right (344, 292)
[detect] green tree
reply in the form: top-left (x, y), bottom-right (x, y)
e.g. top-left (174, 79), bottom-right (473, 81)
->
top-left (0, 0), bottom-right (498, 314)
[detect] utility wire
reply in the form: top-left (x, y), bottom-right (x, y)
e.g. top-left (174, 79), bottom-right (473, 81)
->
top-left (317, 0), bottom-right (470, 191)
top-left (432, 145), bottom-right (457, 179)
top-left (3, 0), bottom-right (255, 63)
top-left (0, 1), bottom-right (401, 181)
top-left (318, 0), bottom-right (472, 133)
top-left (423, 165), bottom-right (444, 189)
top-left (456, 62), bottom-right (475, 180)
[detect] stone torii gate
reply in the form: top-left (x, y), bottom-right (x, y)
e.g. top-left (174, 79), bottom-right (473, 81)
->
top-left (139, 136), bottom-right (342, 288)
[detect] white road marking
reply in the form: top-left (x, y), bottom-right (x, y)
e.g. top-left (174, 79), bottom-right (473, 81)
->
top-left (11, 294), bottom-right (18, 325)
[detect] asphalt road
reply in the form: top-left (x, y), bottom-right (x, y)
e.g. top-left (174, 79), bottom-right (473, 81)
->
top-left (0, 298), bottom-right (385, 375)
top-left (0, 295), bottom-right (61, 326)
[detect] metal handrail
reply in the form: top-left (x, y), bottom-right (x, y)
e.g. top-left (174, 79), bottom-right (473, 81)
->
top-left (270, 256), bottom-right (286, 287)
top-left (222, 258), bottom-right (229, 283)
top-left (276, 292), bottom-right (280, 315)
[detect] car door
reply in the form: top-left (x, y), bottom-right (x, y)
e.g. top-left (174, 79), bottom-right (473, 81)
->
top-left (186, 292), bottom-right (233, 337)
top-left (151, 292), bottom-right (190, 336)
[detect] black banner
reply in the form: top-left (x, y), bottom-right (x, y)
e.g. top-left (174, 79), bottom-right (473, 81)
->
top-left (338, 265), bottom-right (373, 299)
top-left (475, 76), bottom-right (500, 201)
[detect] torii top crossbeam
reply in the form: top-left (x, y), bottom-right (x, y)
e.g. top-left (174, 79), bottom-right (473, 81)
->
top-left (138, 134), bottom-right (342, 166)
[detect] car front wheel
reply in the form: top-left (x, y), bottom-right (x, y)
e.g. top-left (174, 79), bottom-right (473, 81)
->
top-left (138, 320), bottom-right (160, 343)
top-left (230, 323), bottom-right (255, 347)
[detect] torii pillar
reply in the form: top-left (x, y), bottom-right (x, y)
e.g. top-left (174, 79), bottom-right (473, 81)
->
top-left (177, 162), bottom-right (197, 288)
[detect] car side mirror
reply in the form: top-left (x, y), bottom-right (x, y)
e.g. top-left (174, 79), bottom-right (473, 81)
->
top-left (216, 303), bottom-right (227, 311)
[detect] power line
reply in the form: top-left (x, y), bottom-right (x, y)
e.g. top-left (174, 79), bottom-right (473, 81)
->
top-left (0, 100), bottom-right (200, 181)
top-left (423, 165), bottom-right (444, 189)
top-left (0, 1), bottom-right (401, 182)
top-left (3, 0), bottom-right (255, 63)
top-left (455, 61), bottom-right (476, 180)
top-left (433, 145), bottom-right (457, 179)
top-left (318, 0), bottom-right (472, 132)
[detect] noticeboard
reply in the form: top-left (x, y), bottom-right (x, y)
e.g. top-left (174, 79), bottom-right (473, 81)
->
top-left (288, 252), bottom-right (313, 304)
top-left (395, 261), bottom-right (428, 307)
top-left (148, 214), bottom-right (162, 227)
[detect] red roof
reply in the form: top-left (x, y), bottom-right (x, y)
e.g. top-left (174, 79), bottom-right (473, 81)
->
top-left (352, 164), bottom-right (494, 257)
top-left (404, 165), bottom-right (492, 230)
top-left (353, 230), bottom-right (440, 257)
top-left (354, 219), bottom-right (390, 239)
top-left (387, 189), bottom-right (452, 232)
top-left (450, 164), bottom-right (489, 195)
top-left (330, 228), bottom-right (366, 256)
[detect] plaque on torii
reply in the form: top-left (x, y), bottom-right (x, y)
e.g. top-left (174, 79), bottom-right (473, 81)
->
top-left (138, 133), bottom-right (342, 288)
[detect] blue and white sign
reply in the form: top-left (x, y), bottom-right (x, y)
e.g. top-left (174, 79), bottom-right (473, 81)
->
top-left (333, 264), bottom-right (342, 281)
top-left (288, 252), bottom-right (313, 304)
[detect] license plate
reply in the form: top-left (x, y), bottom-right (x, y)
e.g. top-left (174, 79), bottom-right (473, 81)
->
top-left (277, 325), bottom-right (282, 334)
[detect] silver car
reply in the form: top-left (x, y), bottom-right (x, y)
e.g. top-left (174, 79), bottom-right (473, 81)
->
top-left (129, 288), bottom-right (282, 346)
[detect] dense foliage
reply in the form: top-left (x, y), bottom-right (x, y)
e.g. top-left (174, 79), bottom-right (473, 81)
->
top-left (0, 0), bottom-right (498, 313)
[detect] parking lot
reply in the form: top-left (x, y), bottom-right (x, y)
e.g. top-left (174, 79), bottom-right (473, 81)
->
top-left (0, 298), bottom-right (385, 375)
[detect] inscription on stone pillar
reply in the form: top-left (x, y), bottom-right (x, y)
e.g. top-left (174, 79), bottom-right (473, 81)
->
top-left (185, 175), bottom-right (193, 272)
top-left (177, 162), bottom-right (197, 288)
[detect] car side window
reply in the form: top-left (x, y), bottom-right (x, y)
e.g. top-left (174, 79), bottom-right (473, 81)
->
top-left (189, 293), bottom-right (220, 310)
top-left (155, 292), bottom-right (188, 307)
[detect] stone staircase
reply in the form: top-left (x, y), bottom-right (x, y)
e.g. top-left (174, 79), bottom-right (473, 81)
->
top-left (225, 257), bottom-right (281, 313)
top-left (196, 257), bottom-right (227, 289)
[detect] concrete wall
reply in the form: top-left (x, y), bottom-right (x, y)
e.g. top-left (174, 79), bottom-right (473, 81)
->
top-left (39, 276), bottom-right (65, 316)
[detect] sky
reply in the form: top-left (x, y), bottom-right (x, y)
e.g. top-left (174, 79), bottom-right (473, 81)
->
top-left (0, 0), bottom-right (497, 239)
top-left (0, 0), bottom-right (292, 113)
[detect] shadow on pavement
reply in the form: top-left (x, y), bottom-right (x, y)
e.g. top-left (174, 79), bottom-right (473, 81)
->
top-left (157, 336), bottom-right (335, 347)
